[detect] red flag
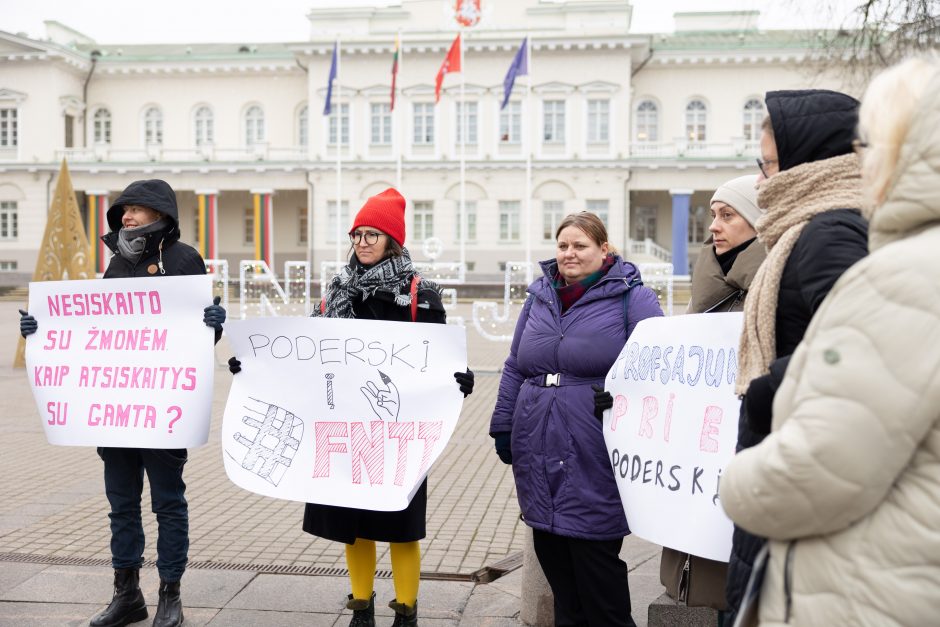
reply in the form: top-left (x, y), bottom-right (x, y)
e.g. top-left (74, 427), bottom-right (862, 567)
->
top-left (435, 34), bottom-right (461, 103)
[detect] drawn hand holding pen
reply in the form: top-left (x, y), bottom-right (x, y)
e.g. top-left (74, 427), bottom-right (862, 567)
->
top-left (361, 370), bottom-right (400, 421)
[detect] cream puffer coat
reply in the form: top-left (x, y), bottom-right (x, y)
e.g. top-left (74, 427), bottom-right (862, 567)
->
top-left (720, 74), bottom-right (940, 626)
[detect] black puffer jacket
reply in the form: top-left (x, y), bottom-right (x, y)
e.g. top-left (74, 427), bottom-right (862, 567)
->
top-left (725, 90), bottom-right (869, 624)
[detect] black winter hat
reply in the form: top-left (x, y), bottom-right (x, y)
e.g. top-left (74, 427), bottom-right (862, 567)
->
top-left (107, 179), bottom-right (180, 233)
top-left (765, 89), bottom-right (860, 172)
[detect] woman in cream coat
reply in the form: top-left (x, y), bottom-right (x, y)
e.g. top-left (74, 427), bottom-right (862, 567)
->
top-left (720, 56), bottom-right (940, 626)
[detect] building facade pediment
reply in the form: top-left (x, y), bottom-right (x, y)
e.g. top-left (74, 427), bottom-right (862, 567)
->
top-left (59, 94), bottom-right (84, 115)
top-left (533, 82), bottom-right (576, 96)
top-left (0, 88), bottom-right (28, 103)
top-left (401, 84), bottom-right (436, 98)
top-left (580, 80), bottom-right (620, 94)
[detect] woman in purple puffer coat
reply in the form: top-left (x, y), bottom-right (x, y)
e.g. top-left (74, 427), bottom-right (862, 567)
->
top-left (490, 212), bottom-right (663, 627)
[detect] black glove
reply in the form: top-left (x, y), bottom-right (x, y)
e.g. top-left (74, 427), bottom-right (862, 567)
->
top-left (19, 309), bottom-right (37, 338)
top-left (228, 356), bottom-right (241, 375)
top-left (203, 296), bottom-right (226, 331)
top-left (493, 432), bottom-right (512, 465)
top-left (592, 384), bottom-right (613, 421)
top-left (454, 368), bottom-right (474, 397)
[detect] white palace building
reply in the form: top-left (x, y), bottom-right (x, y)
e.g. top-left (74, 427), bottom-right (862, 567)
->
top-left (0, 0), bottom-right (854, 285)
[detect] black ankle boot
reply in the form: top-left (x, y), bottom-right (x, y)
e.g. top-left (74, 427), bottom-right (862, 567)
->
top-left (346, 592), bottom-right (376, 627)
top-left (152, 579), bottom-right (183, 627)
top-left (89, 568), bottom-right (148, 627)
top-left (388, 598), bottom-right (418, 627)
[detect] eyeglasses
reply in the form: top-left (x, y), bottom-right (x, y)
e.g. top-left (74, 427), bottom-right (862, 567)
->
top-left (756, 157), bottom-right (778, 178)
top-left (349, 230), bottom-right (384, 245)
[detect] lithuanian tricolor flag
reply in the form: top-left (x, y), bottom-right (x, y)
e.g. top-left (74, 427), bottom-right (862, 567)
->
top-left (86, 192), bottom-right (109, 273)
top-left (390, 33), bottom-right (400, 111)
top-left (252, 191), bottom-right (274, 268)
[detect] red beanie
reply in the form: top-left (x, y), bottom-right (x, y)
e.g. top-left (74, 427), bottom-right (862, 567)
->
top-left (349, 188), bottom-right (407, 247)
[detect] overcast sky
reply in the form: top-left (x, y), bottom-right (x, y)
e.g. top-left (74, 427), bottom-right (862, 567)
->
top-left (3, 0), bottom-right (862, 44)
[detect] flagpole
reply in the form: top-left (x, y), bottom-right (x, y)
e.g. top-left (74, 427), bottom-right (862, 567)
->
top-left (395, 30), bottom-right (403, 191)
top-left (525, 34), bottom-right (532, 268)
top-left (459, 30), bottom-right (466, 270)
top-left (335, 36), bottom-right (342, 266)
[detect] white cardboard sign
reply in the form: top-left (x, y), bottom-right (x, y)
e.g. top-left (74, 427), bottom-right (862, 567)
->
top-left (25, 275), bottom-right (216, 448)
top-left (603, 313), bottom-right (743, 562)
top-left (222, 316), bottom-right (467, 511)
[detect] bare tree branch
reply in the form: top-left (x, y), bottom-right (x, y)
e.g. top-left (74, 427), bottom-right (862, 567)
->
top-left (807, 0), bottom-right (939, 82)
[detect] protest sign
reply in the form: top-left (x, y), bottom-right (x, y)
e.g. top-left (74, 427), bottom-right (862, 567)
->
top-left (25, 275), bottom-right (216, 448)
top-left (603, 312), bottom-right (743, 562)
top-left (222, 316), bottom-right (467, 511)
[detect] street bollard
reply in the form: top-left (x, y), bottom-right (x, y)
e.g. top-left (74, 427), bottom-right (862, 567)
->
top-left (520, 525), bottom-right (554, 626)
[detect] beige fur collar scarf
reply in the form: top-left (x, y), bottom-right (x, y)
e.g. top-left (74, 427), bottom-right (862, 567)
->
top-left (736, 152), bottom-right (863, 395)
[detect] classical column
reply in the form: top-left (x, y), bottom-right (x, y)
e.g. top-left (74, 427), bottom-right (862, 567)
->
top-left (195, 188), bottom-right (219, 260)
top-left (250, 188), bottom-right (274, 268)
top-left (669, 188), bottom-right (692, 275)
top-left (86, 190), bottom-right (110, 274)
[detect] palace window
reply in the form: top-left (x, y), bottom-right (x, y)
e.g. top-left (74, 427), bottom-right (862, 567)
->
top-left (298, 105), bottom-right (309, 147)
top-left (0, 201), bottom-right (17, 239)
top-left (543, 100), bottom-right (565, 143)
top-left (635, 100), bottom-right (658, 142)
top-left (499, 201), bottom-right (521, 241)
top-left (587, 99), bottom-right (610, 143)
top-left (456, 101), bottom-right (478, 144)
top-left (543, 200), bottom-right (564, 241)
top-left (587, 199), bottom-right (609, 227)
top-left (0, 108), bottom-right (17, 147)
top-left (245, 105), bottom-right (265, 145)
top-left (328, 104), bottom-right (349, 146)
top-left (500, 101), bottom-right (521, 144)
top-left (144, 107), bottom-right (163, 144)
top-left (743, 98), bottom-right (765, 141)
top-left (454, 201), bottom-right (477, 241)
top-left (371, 103), bottom-right (391, 145)
top-left (685, 100), bottom-right (707, 142)
top-left (326, 201), bottom-right (350, 243)
top-left (413, 103), bottom-right (434, 145)
top-left (194, 106), bottom-right (213, 146)
top-left (413, 201), bottom-right (434, 241)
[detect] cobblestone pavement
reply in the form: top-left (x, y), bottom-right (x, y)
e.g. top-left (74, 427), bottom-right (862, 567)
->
top-left (0, 301), bottom-right (525, 576)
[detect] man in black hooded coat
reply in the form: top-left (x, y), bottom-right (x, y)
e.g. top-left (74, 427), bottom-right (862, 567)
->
top-left (724, 90), bottom-right (870, 624)
top-left (95, 179), bottom-right (223, 627)
top-left (21, 179), bottom-right (225, 627)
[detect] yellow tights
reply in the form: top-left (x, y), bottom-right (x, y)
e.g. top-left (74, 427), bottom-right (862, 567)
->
top-left (346, 538), bottom-right (420, 606)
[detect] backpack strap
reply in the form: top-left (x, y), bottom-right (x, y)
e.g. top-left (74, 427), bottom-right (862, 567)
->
top-left (410, 275), bottom-right (421, 322)
top-left (622, 276), bottom-right (643, 334)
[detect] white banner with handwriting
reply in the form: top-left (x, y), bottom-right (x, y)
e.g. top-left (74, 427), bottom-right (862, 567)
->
top-left (25, 275), bottom-right (216, 448)
top-left (603, 313), bottom-right (743, 562)
top-left (222, 317), bottom-right (467, 511)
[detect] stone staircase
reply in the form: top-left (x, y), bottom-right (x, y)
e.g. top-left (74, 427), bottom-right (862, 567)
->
top-left (0, 286), bottom-right (29, 303)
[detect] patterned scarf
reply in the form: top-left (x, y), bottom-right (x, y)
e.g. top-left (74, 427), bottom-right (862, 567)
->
top-left (736, 153), bottom-right (863, 394)
top-left (553, 254), bottom-right (617, 312)
top-left (318, 247), bottom-right (439, 319)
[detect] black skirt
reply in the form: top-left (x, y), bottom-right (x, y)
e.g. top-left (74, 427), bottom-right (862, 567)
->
top-left (302, 479), bottom-right (427, 544)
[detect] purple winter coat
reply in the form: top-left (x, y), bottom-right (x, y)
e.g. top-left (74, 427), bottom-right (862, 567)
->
top-left (490, 256), bottom-right (663, 540)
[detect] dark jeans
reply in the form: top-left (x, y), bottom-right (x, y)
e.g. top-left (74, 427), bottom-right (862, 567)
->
top-left (98, 447), bottom-right (189, 582)
top-left (532, 529), bottom-right (637, 627)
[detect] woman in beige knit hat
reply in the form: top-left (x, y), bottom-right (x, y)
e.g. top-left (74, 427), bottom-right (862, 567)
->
top-left (659, 174), bottom-right (768, 619)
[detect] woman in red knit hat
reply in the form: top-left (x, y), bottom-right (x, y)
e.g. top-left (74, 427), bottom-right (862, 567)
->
top-left (307, 188), bottom-right (473, 626)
